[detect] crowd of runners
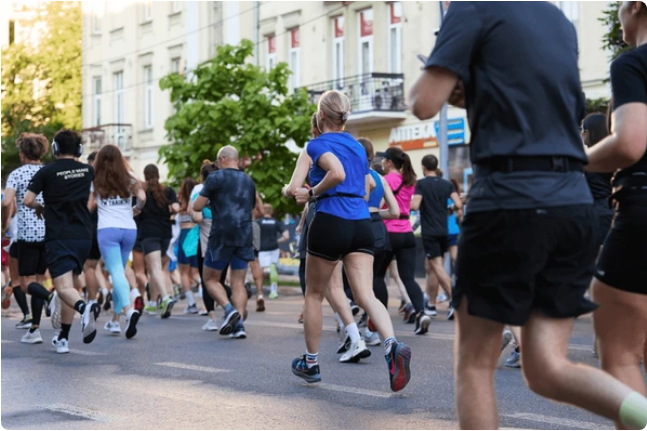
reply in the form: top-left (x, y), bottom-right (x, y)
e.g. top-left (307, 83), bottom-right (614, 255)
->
top-left (1, 1), bottom-right (647, 429)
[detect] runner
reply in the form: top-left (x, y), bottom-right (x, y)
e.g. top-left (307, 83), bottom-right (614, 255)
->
top-left (1, 133), bottom-right (50, 344)
top-left (374, 146), bottom-right (427, 334)
top-left (248, 200), bottom-right (267, 312)
top-left (286, 90), bottom-right (411, 391)
top-left (409, 2), bottom-right (647, 428)
top-left (138, 164), bottom-right (179, 319)
top-left (257, 204), bottom-right (289, 300)
top-left (83, 151), bottom-right (103, 312)
top-left (410, 154), bottom-right (462, 321)
top-left (586, 2), bottom-right (647, 428)
top-left (23, 129), bottom-right (100, 353)
top-left (176, 177), bottom-right (200, 314)
top-left (90, 144), bottom-right (145, 339)
top-left (193, 145), bottom-right (256, 339)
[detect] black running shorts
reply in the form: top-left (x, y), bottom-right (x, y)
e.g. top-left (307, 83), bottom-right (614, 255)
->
top-left (17, 240), bottom-right (47, 277)
top-left (307, 212), bottom-right (374, 261)
top-left (45, 239), bottom-right (91, 279)
top-left (9, 242), bottom-right (18, 259)
top-left (595, 194), bottom-right (647, 295)
top-left (88, 232), bottom-right (101, 261)
top-left (423, 235), bottom-right (449, 259)
top-left (141, 237), bottom-right (171, 257)
top-left (454, 205), bottom-right (599, 326)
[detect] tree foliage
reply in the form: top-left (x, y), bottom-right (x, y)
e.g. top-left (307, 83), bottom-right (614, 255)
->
top-left (159, 39), bottom-right (316, 216)
top-left (1, 1), bottom-right (82, 179)
top-left (586, 97), bottom-right (610, 115)
top-left (600, 1), bottom-right (629, 60)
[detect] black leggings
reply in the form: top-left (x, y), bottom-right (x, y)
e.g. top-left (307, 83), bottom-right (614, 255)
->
top-left (197, 240), bottom-right (230, 312)
top-left (376, 232), bottom-right (424, 313)
top-left (299, 257), bottom-right (306, 296)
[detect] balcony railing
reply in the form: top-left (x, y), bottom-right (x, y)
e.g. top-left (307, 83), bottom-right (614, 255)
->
top-left (304, 73), bottom-right (406, 115)
top-left (80, 123), bottom-right (133, 153)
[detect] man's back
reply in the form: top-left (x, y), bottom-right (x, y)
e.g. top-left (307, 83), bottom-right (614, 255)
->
top-left (415, 177), bottom-right (454, 237)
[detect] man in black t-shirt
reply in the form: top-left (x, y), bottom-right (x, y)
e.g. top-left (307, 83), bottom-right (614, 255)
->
top-left (411, 155), bottom-right (462, 319)
top-left (409, 2), bottom-right (635, 428)
top-left (24, 129), bottom-right (101, 352)
top-left (257, 204), bottom-right (288, 300)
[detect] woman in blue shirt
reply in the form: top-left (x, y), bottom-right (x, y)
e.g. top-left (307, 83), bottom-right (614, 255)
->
top-left (285, 90), bottom-right (411, 392)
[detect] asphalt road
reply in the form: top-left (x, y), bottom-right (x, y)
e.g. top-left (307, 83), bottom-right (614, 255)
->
top-left (1, 284), bottom-right (614, 430)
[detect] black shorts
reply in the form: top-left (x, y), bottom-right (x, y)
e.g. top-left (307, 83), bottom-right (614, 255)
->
top-left (17, 241), bottom-right (47, 277)
top-left (454, 205), bottom-right (599, 326)
top-left (596, 194), bottom-right (647, 295)
top-left (423, 235), bottom-right (449, 259)
top-left (45, 239), bottom-right (92, 279)
top-left (88, 232), bottom-right (101, 261)
top-left (9, 242), bottom-right (18, 259)
top-left (307, 212), bottom-right (374, 261)
top-left (132, 238), bottom-right (142, 253)
top-left (370, 212), bottom-right (390, 252)
top-left (141, 237), bottom-right (171, 257)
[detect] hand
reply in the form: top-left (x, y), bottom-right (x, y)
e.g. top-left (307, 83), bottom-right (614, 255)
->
top-left (132, 206), bottom-right (141, 217)
top-left (282, 184), bottom-right (294, 198)
top-left (35, 205), bottom-right (45, 220)
top-left (294, 188), bottom-right (310, 206)
top-left (296, 226), bottom-right (303, 235)
top-left (448, 80), bottom-right (465, 108)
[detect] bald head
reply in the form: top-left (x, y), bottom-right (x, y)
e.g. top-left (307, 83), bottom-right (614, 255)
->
top-left (217, 145), bottom-right (239, 169)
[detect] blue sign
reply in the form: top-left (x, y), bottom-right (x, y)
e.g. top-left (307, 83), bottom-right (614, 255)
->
top-left (434, 118), bottom-right (466, 146)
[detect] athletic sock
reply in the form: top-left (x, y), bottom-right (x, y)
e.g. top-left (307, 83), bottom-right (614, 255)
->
top-left (74, 300), bottom-right (86, 314)
top-left (223, 303), bottom-right (235, 315)
top-left (148, 301), bottom-right (156, 308)
top-left (345, 322), bottom-right (361, 344)
top-left (13, 287), bottom-right (30, 317)
top-left (27, 282), bottom-right (51, 301)
top-left (619, 391), bottom-right (647, 430)
top-left (185, 291), bottom-right (195, 307)
top-left (30, 295), bottom-right (45, 329)
top-left (305, 351), bottom-right (319, 368)
top-left (58, 323), bottom-right (71, 341)
top-left (384, 337), bottom-right (397, 355)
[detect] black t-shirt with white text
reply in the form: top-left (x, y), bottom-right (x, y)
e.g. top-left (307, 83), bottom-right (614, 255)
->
top-left (257, 217), bottom-right (286, 251)
top-left (138, 187), bottom-right (178, 239)
top-left (415, 176), bottom-right (455, 237)
top-left (27, 158), bottom-right (94, 241)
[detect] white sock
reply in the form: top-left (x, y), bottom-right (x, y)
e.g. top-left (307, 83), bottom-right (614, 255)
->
top-left (346, 322), bottom-right (361, 344)
top-left (148, 301), bottom-right (156, 307)
top-left (185, 291), bottom-right (195, 306)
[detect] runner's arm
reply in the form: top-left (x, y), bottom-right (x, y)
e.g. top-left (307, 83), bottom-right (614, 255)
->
top-left (253, 192), bottom-right (264, 219)
top-left (23, 190), bottom-right (44, 218)
top-left (409, 67), bottom-right (460, 120)
top-left (192, 195), bottom-right (208, 212)
top-left (1, 188), bottom-right (16, 233)
top-left (410, 194), bottom-right (422, 211)
top-left (294, 153), bottom-right (345, 205)
top-left (284, 150), bottom-right (312, 197)
top-left (450, 191), bottom-right (463, 221)
top-left (381, 177), bottom-right (401, 220)
top-left (88, 192), bottom-right (97, 212)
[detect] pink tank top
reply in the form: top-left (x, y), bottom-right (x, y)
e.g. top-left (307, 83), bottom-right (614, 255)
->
top-left (383, 172), bottom-right (414, 233)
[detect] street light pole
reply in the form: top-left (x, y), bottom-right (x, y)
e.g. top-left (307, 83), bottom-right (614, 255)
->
top-left (437, 1), bottom-right (449, 179)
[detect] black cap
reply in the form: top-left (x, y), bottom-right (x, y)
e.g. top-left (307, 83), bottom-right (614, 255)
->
top-left (376, 147), bottom-right (404, 162)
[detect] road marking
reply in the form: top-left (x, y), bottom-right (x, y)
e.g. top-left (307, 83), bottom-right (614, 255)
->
top-left (315, 383), bottom-right (393, 399)
top-left (155, 362), bottom-right (231, 374)
top-left (39, 404), bottom-right (112, 422)
top-left (1, 340), bottom-right (14, 344)
top-left (502, 413), bottom-right (609, 430)
top-left (69, 349), bottom-right (106, 356)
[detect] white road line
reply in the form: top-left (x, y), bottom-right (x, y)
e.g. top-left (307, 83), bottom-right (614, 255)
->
top-left (39, 404), bottom-right (112, 422)
top-left (502, 412), bottom-right (609, 430)
top-left (315, 383), bottom-right (393, 399)
top-left (155, 362), bottom-right (231, 374)
top-left (68, 349), bottom-right (106, 356)
top-left (1, 340), bottom-right (14, 344)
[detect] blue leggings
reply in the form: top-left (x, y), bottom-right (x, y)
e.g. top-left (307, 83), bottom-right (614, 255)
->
top-left (97, 228), bottom-right (137, 314)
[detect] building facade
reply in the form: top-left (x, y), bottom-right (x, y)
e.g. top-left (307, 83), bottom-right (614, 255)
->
top-left (82, 1), bottom-right (613, 184)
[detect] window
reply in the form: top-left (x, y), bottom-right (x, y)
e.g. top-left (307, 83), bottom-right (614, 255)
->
top-left (144, 66), bottom-right (153, 129)
top-left (91, 2), bottom-right (103, 33)
top-left (171, 57), bottom-right (181, 74)
top-left (558, 1), bottom-right (579, 24)
top-left (93, 77), bottom-right (102, 126)
top-left (388, 2), bottom-right (402, 73)
top-left (114, 72), bottom-right (124, 138)
top-left (143, 2), bottom-right (152, 22)
top-left (288, 28), bottom-right (300, 93)
top-left (358, 9), bottom-right (373, 76)
top-left (266, 35), bottom-right (276, 71)
top-left (172, 1), bottom-right (182, 13)
top-left (332, 16), bottom-right (344, 88)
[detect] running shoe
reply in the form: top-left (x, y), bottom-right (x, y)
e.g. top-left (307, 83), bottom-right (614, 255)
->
top-left (50, 292), bottom-right (61, 330)
top-left (256, 296), bottom-right (265, 312)
top-left (103, 292), bottom-right (112, 312)
top-left (244, 282), bottom-right (253, 299)
top-left (219, 308), bottom-right (241, 336)
top-left (97, 289), bottom-right (104, 305)
top-left (447, 306), bottom-right (455, 321)
top-left (184, 304), bottom-right (199, 314)
top-left (160, 297), bottom-right (176, 319)
top-left (144, 304), bottom-right (158, 316)
top-left (199, 309), bottom-right (208, 316)
top-left (506, 349), bottom-right (521, 368)
top-left (337, 334), bottom-right (351, 354)
top-left (268, 290), bottom-right (278, 300)
top-left (424, 303), bottom-right (438, 317)
top-left (133, 295), bottom-right (144, 314)
top-left (386, 342), bottom-right (412, 392)
top-left (349, 299), bottom-right (360, 316)
top-left (104, 320), bottom-right (121, 335)
top-left (51, 336), bottom-right (69, 354)
top-left (403, 304), bottom-right (416, 324)
top-left (15, 315), bottom-right (32, 329)
top-left (500, 330), bottom-right (513, 352)
top-left (229, 322), bottom-right (247, 339)
top-left (291, 355), bottom-right (321, 383)
top-left (81, 302), bottom-right (100, 344)
top-left (125, 309), bottom-right (139, 339)
top-left (298, 312), bottom-right (304, 324)
top-left (437, 292), bottom-right (449, 303)
top-left (414, 312), bottom-right (430, 335)
top-left (21, 329), bottom-right (43, 344)
top-left (364, 331), bottom-right (381, 346)
top-left (339, 339), bottom-right (372, 363)
top-left (202, 319), bottom-right (218, 331)
top-left (357, 313), bottom-right (368, 328)
top-left (398, 300), bottom-right (408, 314)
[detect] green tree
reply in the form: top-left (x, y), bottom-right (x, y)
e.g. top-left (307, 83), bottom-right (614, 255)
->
top-left (599, 1), bottom-right (629, 60)
top-left (159, 39), bottom-right (316, 215)
top-left (1, 2), bottom-right (82, 178)
top-left (586, 97), bottom-right (610, 115)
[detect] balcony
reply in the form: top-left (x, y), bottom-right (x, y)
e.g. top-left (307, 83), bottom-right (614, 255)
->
top-left (80, 123), bottom-right (133, 155)
top-left (304, 73), bottom-right (408, 126)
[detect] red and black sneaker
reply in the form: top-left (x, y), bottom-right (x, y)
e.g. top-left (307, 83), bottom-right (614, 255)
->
top-left (386, 342), bottom-right (411, 392)
top-left (133, 295), bottom-right (144, 314)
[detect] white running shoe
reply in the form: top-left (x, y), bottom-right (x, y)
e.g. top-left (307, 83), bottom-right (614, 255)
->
top-left (437, 292), bottom-right (449, 303)
top-left (339, 339), bottom-right (372, 363)
top-left (202, 319), bottom-right (218, 331)
top-left (501, 329), bottom-right (513, 352)
top-left (81, 302), bottom-right (100, 344)
top-left (50, 292), bottom-right (62, 330)
top-left (184, 304), bottom-right (199, 314)
top-left (51, 336), bottom-right (69, 354)
top-left (104, 320), bottom-right (121, 334)
top-left (363, 330), bottom-right (381, 346)
top-left (21, 329), bottom-right (43, 344)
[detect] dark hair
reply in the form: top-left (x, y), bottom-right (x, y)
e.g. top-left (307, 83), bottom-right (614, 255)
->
top-left (421, 154), bottom-right (439, 172)
top-left (436, 169), bottom-right (444, 178)
top-left (200, 159), bottom-right (218, 182)
top-left (53, 129), bottom-right (81, 156)
top-left (371, 160), bottom-right (385, 175)
top-left (143, 164), bottom-right (167, 207)
top-left (357, 137), bottom-right (374, 162)
top-left (387, 147), bottom-right (417, 186)
top-left (178, 177), bottom-right (197, 211)
top-left (93, 145), bottom-right (132, 199)
top-left (87, 151), bottom-right (99, 164)
top-left (582, 113), bottom-right (609, 148)
top-left (16, 133), bottom-right (49, 161)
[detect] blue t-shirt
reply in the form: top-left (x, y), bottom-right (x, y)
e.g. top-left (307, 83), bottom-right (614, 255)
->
top-left (426, 1), bottom-right (592, 212)
top-left (307, 133), bottom-right (370, 221)
top-left (447, 198), bottom-right (460, 236)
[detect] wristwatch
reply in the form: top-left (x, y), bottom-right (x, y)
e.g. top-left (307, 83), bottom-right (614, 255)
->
top-left (308, 188), bottom-right (316, 202)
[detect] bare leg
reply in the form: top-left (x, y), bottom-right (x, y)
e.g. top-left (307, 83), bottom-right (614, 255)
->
top-left (144, 251), bottom-right (168, 299)
top-left (249, 259), bottom-right (264, 299)
top-left (132, 250), bottom-right (148, 298)
top-left (326, 262), bottom-right (356, 327)
top-left (429, 256), bottom-right (452, 299)
top-left (229, 269), bottom-right (248, 317)
top-left (304, 254), bottom-right (338, 354)
top-left (510, 325), bottom-right (522, 348)
top-left (425, 259), bottom-right (440, 303)
top-left (53, 272), bottom-right (85, 308)
top-left (202, 267), bottom-right (229, 307)
top-left (83, 259), bottom-right (99, 301)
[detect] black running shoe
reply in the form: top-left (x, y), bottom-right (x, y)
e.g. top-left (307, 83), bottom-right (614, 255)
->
top-left (291, 355), bottom-right (321, 383)
top-left (403, 304), bottom-right (416, 324)
top-left (349, 300), bottom-right (360, 316)
top-left (336, 334), bottom-right (351, 354)
top-left (103, 292), bottom-right (112, 312)
top-left (357, 313), bottom-right (368, 328)
top-left (244, 282), bottom-right (253, 299)
top-left (219, 308), bottom-right (241, 336)
top-left (414, 312), bottom-right (430, 335)
top-left (386, 342), bottom-right (412, 392)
